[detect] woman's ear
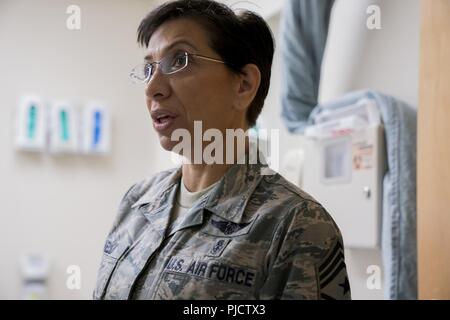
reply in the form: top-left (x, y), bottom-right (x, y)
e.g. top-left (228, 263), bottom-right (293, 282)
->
top-left (233, 63), bottom-right (261, 112)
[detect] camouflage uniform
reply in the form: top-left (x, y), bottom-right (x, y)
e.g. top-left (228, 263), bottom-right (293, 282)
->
top-left (93, 161), bottom-right (351, 300)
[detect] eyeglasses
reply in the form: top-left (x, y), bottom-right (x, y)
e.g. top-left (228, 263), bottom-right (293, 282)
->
top-left (130, 51), bottom-right (226, 84)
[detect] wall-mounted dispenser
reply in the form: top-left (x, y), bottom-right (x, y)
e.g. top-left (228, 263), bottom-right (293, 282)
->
top-left (81, 103), bottom-right (111, 155)
top-left (302, 98), bottom-right (386, 249)
top-left (14, 95), bottom-right (47, 152)
top-left (19, 253), bottom-right (49, 300)
top-left (49, 101), bottom-right (79, 154)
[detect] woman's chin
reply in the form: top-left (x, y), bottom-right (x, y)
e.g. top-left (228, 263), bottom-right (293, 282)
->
top-left (158, 135), bottom-right (178, 152)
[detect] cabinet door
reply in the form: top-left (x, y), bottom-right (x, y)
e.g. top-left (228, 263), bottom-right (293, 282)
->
top-left (418, 0), bottom-right (450, 300)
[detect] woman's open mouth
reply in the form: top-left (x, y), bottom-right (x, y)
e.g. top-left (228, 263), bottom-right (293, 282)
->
top-left (153, 114), bottom-right (178, 132)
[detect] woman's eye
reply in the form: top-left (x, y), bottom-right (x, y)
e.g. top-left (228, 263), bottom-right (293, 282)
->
top-left (145, 64), bottom-right (153, 77)
top-left (172, 54), bottom-right (185, 68)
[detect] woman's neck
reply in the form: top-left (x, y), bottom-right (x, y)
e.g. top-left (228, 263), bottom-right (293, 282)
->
top-left (181, 136), bottom-right (250, 192)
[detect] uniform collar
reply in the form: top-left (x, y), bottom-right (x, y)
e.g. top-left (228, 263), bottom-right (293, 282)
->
top-left (130, 167), bottom-right (181, 212)
top-left (131, 154), bottom-right (269, 223)
top-left (203, 161), bottom-right (266, 223)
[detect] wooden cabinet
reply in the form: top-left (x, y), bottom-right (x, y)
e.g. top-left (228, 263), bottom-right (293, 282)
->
top-left (418, 0), bottom-right (450, 300)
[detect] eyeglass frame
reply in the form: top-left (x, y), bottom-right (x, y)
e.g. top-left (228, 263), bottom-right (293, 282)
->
top-left (130, 51), bottom-right (226, 84)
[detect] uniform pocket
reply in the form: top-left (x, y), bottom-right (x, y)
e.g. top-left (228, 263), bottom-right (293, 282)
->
top-left (93, 245), bottom-right (129, 300)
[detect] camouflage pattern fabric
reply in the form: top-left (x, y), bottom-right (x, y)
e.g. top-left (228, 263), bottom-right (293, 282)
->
top-left (93, 160), bottom-right (351, 300)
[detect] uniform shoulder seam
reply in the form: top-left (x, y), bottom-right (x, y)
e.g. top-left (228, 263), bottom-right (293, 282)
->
top-left (263, 175), bottom-right (322, 207)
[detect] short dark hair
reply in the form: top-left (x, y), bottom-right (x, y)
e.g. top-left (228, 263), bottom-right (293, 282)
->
top-left (137, 0), bottom-right (275, 127)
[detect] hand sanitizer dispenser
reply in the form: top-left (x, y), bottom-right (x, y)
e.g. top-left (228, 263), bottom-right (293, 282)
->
top-left (14, 95), bottom-right (47, 152)
top-left (49, 101), bottom-right (79, 154)
top-left (81, 103), bottom-right (111, 155)
top-left (20, 253), bottom-right (49, 300)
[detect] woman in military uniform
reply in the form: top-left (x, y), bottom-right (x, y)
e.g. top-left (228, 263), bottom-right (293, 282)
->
top-left (94, 0), bottom-right (351, 300)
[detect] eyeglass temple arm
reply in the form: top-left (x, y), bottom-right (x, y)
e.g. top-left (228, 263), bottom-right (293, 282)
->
top-left (190, 54), bottom-right (226, 64)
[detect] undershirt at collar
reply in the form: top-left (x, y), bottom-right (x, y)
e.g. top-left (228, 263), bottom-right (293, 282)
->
top-left (173, 150), bottom-right (247, 223)
top-left (176, 176), bottom-right (220, 209)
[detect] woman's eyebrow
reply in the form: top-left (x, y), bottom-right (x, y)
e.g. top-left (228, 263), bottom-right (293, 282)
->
top-left (144, 40), bottom-right (197, 61)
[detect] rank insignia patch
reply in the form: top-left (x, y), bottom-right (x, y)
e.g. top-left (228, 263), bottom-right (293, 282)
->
top-left (210, 219), bottom-right (251, 235)
top-left (206, 238), bottom-right (232, 257)
top-left (103, 240), bottom-right (116, 255)
top-left (318, 239), bottom-right (351, 300)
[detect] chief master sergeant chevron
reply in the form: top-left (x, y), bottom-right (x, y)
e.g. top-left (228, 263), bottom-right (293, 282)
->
top-left (93, 0), bottom-right (351, 300)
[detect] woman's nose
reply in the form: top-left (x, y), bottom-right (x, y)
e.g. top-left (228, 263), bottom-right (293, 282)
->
top-left (145, 66), bottom-right (170, 100)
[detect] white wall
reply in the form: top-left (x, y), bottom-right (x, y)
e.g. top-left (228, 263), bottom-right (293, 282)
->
top-left (0, 0), bottom-right (165, 299)
top-left (320, 0), bottom-right (420, 106)
top-left (0, 0), bottom-right (420, 300)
